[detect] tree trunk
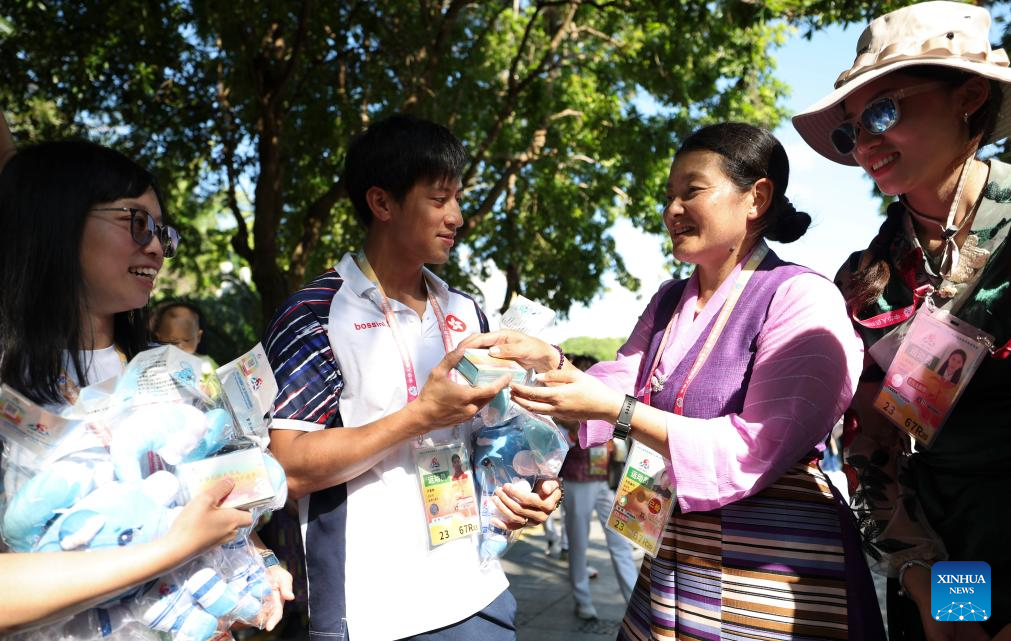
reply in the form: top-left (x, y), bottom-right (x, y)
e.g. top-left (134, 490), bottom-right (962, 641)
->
top-left (252, 105), bottom-right (289, 325)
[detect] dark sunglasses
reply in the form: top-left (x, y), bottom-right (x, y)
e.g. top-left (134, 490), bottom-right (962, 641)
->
top-left (91, 207), bottom-right (181, 258)
top-left (830, 81), bottom-right (947, 155)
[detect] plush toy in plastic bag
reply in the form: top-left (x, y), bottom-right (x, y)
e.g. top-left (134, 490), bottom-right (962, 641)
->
top-left (10, 539), bottom-right (277, 641)
top-left (471, 404), bottom-right (567, 562)
top-left (0, 344), bottom-right (288, 639)
top-left (139, 539), bottom-right (276, 641)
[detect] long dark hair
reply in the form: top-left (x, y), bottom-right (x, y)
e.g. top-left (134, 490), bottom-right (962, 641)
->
top-left (938, 348), bottom-right (967, 384)
top-left (677, 122), bottom-right (811, 243)
top-left (0, 140), bottom-right (162, 404)
top-left (842, 67), bottom-right (1001, 315)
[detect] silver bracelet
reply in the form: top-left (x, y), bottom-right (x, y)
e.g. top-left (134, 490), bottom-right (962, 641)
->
top-left (898, 559), bottom-right (933, 597)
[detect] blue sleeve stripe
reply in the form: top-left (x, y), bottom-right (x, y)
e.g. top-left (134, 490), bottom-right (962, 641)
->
top-left (264, 272), bottom-right (344, 428)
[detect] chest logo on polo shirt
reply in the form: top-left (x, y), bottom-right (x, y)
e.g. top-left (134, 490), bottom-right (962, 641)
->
top-left (353, 320), bottom-right (389, 330)
top-left (445, 314), bottom-right (466, 332)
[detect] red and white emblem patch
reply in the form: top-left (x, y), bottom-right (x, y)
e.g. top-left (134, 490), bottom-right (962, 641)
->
top-left (445, 314), bottom-right (467, 332)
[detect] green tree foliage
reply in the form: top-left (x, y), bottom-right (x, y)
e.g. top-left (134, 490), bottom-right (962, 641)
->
top-left (561, 335), bottom-right (625, 363)
top-left (0, 0), bottom-right (909, 346)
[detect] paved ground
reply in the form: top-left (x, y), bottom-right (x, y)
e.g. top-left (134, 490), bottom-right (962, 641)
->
top-left (259, 470), bottom-right (888, 640)
top-left (501, 516), bottom-right (641, 641)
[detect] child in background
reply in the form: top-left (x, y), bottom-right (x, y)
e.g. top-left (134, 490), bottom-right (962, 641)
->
top-left (152, 301), bottom-right (205, 356)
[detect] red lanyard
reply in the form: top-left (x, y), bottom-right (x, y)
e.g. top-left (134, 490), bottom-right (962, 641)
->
top-left (642, 242), bottom-right (768, 414)
top-left (852, 284), bottom-right (934, 330)
top-left (851, 283), bottom-right (1011, 359)
top-left (355, 253), bottom-right (454, 403)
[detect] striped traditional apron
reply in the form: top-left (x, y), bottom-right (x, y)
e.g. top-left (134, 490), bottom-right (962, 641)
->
top-left (619, 461), bottom-right (847, 640)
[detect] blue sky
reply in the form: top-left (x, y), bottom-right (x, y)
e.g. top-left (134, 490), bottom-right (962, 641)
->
top-left (488, 21), bottom-right (884, 340)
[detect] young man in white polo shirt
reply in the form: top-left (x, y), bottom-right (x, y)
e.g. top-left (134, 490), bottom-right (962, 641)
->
top-left (264, 115), bottom-right (561, 641)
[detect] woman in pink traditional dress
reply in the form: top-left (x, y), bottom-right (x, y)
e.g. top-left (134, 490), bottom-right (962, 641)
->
top-left (467, 122), bottom-right (883, 640)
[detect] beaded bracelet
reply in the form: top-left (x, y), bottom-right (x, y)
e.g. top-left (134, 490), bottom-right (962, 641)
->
top-left (550, 344), bottom-right (566, 370)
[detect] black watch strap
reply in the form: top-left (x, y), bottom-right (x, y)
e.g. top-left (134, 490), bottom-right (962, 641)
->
top-left (613, 394), bottom-right (637, 440)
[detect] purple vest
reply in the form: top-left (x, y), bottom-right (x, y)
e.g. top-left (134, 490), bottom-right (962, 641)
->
top-left (636, 251), bottom-right (812, 420)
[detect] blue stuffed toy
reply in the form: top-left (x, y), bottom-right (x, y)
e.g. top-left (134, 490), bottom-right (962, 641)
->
top-left (109, 405), bottom-right (231, 482)
top-left (0, 342), bottom-right (288, 640)
top-left (3, 403), bottom-right (234, 554)
top-left (2, 455), bottom-right (114, 552)
top-left (33, 470), bottom-right (180, 555)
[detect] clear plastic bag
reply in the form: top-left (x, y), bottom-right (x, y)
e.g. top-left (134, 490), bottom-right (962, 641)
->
top-left (471, 403), bottom-right (568, 563)
top-left (0, 344), bottom-right (285, 639)
top-left (139, 540), bottom-right (276, 639)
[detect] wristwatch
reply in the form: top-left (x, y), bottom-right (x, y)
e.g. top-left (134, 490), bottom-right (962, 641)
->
top-left (613, 395), bottom-right (637, 440)
top-left (259, 549), bottom-right (281, 568)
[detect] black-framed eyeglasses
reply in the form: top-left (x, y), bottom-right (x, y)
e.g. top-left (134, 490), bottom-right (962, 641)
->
top-left (90, 207), bottom-right (181, 258)
top-left (830, 81), bottom-right (947, 155)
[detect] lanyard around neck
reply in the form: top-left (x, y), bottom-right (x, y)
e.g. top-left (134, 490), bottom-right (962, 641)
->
top-left (901, 155), bottom-right (979, 280)
top-left (641, 241), bottom-right (768, 413)
top-left (355, 252), bottom-right (454, 403)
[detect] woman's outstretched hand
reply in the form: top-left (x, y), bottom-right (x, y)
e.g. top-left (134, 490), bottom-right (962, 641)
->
top-left (459, 330), bottom-right (563, 373)
top-left (166, 479), bottom-right (254, 555)
top-left (509, 369), bottom-right (623, 423)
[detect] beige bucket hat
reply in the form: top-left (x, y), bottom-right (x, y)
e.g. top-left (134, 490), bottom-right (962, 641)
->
top-left (793, 1), bottom-right (1011, 166)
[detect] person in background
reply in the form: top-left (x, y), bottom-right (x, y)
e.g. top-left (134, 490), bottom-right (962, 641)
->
top-left (558, 353), bottom-right (639, 621)
top-left (793, 2), bottom-right (1011, 638)
top-left (152, 300), bottom-right (205, 356)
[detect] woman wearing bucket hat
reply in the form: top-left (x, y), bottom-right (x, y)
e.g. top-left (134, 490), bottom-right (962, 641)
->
top-left (794, 2), bottom-right (1011, 639)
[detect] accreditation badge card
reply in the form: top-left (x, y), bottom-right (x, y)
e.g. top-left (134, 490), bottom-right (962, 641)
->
top-left (874, 306), bottom-right (992, 447)
top-left (606, 440), bottom-right (675, 556)
top-left (415, 439), bottom-right (481, 547)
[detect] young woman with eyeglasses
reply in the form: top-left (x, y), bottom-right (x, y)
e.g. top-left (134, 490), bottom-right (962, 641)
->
top-left (0, 138), bottom-right (257, 632)
top-left (795, 3), bottom-right (1011, 639)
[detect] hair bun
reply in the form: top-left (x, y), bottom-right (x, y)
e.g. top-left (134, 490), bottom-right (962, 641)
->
top-left (766, 196), bottom-right (811, 243)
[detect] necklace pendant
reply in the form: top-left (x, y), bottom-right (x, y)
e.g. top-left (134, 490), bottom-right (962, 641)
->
top-left (650, 373), bottom-right (666, 393)
top-left (948, 235), bottom-right (990, 284)
top-left (937, 283), bottom-right (959, 298)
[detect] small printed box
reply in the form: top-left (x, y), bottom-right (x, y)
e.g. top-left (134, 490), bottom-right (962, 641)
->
top-left (455, 349), bottom-right (530, 386)
top-left (176, 448), bottom-right (276, 510)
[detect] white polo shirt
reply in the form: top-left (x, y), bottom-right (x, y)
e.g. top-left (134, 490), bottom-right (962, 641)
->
top-left (265, 253), bottom-right (507, 641)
